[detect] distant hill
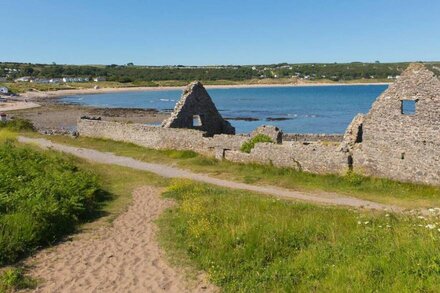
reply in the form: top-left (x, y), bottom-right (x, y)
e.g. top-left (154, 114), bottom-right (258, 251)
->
top-left (1, 61), bottom-right (439, 83)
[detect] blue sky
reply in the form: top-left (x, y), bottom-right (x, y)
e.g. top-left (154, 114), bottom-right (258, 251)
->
top-left (2, 0), bottom-right (439, 65)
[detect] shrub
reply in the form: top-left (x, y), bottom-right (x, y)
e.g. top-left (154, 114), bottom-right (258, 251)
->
top-left (240, 134), bottom-right (273, 153)
top-left (0, 143), bottom-right (99, 265)
top-left (0, 268), bottom-right (36, 292)
top-left (0, 118), bottom-right (35, 132)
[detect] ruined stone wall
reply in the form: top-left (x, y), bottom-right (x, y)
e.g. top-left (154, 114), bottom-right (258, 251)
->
top-left (225, 141), bottom-right (348, 174)
top-left (78, 119), bottom-right (348, 175)
top-left (353, 64), bottom-right (440, 185)
top-left (283, 133), bottom-right (343, 142)
top-left (77, 119), bottom-right (246, 156)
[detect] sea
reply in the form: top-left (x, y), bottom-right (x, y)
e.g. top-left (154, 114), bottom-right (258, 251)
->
top-left (60, 84), bottom-right (388, 134)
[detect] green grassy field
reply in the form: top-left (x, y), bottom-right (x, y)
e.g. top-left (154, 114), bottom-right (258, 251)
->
top-left (37, 134), bottom-right (440, 209)
top-left (158, 180), bottom-right (440, 292)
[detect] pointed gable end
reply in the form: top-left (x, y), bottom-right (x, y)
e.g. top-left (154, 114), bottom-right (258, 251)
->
top-left (162, 81), bottom-right (235, 136)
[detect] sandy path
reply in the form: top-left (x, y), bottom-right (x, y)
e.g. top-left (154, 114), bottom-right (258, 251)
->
top-left (26, 186), bottom-right (215, 293)
top-left (18, 136), bottom-right (404, 213)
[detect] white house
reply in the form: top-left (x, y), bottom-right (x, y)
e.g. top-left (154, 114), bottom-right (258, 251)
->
top-left (63, 77), bottom-right (90, 83)
top-left (0, 87), bottom-right (9, 94)
top-left (93, 77), bottom-right (106, 82)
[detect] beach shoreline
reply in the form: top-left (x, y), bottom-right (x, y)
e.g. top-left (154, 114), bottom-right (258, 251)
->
top-left (19, 81), bottom-right (390, 100)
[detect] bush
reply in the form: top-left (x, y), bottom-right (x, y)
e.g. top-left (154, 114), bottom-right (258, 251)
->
top-left (240, 134), bottom-right (273, 153)
top-left (0, 268), bottom-right (36, 292)
top-left (0, 142), bottom-right (99, 265)
top-left (0, 119), bottom-right (35, 132)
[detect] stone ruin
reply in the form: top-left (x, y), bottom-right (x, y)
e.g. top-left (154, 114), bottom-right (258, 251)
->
top-left (251, 125), bottom-right (283, 144)
top-left (350, 63), bottom-right (440, 183)
top-left (78, 63), bottom-right (440, 186)
top-left (161, 81), bottom-right (235, 136)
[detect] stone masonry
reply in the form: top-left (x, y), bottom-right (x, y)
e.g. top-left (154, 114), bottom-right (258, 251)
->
top-left (352, 63), bottom-right (440, 184)
top-left (78, 64), bottom-right (440, 185)
top-left (161, 81), bottom-right (235, 136)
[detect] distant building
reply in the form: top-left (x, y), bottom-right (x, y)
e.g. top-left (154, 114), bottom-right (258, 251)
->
top-left (50, 78), bottom-right (63, 83)
top-left (14, 76), bottom-right (31, 82)
top-left (93, 77), bottom-right (106, 82)
top-left (30, 78), bottom-right (50, 84)
top-left (0, 87), bottom-right (9, 94)
top-left (63, 77), bottom-right (90, 83)
top-left (0, 113), bottom-right (7, 122)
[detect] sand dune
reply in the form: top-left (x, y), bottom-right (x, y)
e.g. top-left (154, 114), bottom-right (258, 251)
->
top-left (25, 186), bottom-right (215, 293)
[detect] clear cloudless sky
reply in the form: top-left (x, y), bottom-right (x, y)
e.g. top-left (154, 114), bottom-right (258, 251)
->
top-left (2, 0), bottom-right (439, 65)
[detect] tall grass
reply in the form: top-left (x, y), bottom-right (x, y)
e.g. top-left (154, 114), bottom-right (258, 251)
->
top-left (159, 180), bottom-right (440, 292)
top-left (0, 142), bottom-right (100, 265)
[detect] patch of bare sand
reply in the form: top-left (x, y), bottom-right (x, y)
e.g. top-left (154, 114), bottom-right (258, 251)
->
top-left (25, 186), bottom-right (215, 293)
top-left (0, 101), bottom-right (40, 112)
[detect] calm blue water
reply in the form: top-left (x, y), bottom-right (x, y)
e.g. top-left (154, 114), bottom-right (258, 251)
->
top-left (60, 85), bottom-right (388, 134)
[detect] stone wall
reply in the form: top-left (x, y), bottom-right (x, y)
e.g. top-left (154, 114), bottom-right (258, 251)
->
top-left (78, 119), bottom-right (347, 174)
top-left (283, 133), bottom-right (343, 142)
top-left (225, 141), bottom-right (348, 174)
top-left (77, 119), bottom-right (246, 156)
top-left (161, 81), bottom-right (235, 136)
top-left (351, 64), bottom-right (440, 185)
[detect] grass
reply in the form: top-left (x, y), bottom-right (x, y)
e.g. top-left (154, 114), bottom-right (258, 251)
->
top-left (158, 180), bottom-right (440, 292)
top-left (0, 132), bottom-right (169, 290)
top-left (0, 268), bottom-right (36, 292)
top-left (240, 134), bottom-right (273, 153)
top-left (0, 141), bottom-right (101, 265)
top-left (35, 134), bottom-right (440, 209)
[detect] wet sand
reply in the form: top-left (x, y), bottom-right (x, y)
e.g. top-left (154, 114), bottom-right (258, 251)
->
top-left (10, 102), bottom-right (169, 132)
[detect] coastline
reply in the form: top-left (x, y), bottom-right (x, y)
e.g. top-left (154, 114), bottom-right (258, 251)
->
top-left (19, 81), bottom-right (390, 100)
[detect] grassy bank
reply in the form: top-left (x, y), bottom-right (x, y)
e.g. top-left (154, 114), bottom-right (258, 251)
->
top-left (0, 138), bottom-right (100, 265)
top-left (0, 131), bottom-right (169, 290)
top-left (38, 135), bottom-right (440, 208)
top-left (159, 180), bottom-right (440, 292)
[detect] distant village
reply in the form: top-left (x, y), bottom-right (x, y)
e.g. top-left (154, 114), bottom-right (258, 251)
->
top-left (13, 76), bottom-right (106, 84)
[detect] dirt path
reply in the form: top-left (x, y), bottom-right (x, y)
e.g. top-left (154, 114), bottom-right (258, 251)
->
top-left (26, 186), bottom-right (215, 293)
top-left (18, 136), bottom-right (404, 213)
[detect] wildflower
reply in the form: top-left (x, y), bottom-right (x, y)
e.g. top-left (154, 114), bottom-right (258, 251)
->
top-left (417, 216), bottom-right (426, 220)
top-left (357, 221), bottom-right (361, 225)
top-left (364, 221), bottom-right (369, 225)
top-left (385, 214), bottom-right (390, 217)
top-left (426, 224), bottom-right (436, 230)
top-left (386, 225), bottom-right (391, 228)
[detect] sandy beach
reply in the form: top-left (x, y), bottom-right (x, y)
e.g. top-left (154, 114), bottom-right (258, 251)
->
top-left (19, 81), bottom-right (391, 100)
top-left (0, 101), bottom-right (41, 112)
